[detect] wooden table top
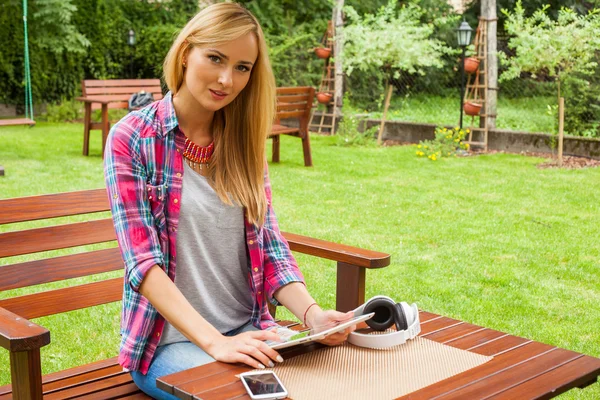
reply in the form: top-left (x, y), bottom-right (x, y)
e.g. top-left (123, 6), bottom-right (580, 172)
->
top-left (157, 311), bottom-right (600, 400)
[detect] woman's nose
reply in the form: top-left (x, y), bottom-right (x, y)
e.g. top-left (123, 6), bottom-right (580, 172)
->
top-left (218, 69), bottom-right (233, 88)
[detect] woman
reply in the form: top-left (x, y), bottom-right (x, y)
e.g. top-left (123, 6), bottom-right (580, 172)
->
top-left (104, 3), bottom-right (354, 399)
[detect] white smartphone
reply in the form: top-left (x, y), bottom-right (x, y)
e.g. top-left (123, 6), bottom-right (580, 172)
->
top-left (269, 312), bottom-right (375, 350)
top-left (239, 370), bottom-right (288, 400)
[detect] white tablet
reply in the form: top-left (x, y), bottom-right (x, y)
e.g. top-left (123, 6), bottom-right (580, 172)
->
top-left (269, 312), bottom-right (375, 350)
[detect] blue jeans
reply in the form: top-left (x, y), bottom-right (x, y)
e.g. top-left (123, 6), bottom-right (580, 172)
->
top-left (131, 321), bottom-right (259, 400)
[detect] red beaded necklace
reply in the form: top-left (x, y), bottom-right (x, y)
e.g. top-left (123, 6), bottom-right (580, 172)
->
top-left (182, 137), bottom-right (214, 170)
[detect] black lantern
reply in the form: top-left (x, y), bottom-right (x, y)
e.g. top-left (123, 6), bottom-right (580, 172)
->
top-left (128, 29), bottom-right (136, 46)
top-left (457, 20), bottom-right (473, 129)
top-left (457, 20), bottom-right (473, 47)
top-left (128, 30), bottom-right (136, 78)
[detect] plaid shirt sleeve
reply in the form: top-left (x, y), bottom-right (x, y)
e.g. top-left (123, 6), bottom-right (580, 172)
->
top-left (261, 164), bottom-right (305, 305)
top-left (104, 119), bottom-right (164, 292)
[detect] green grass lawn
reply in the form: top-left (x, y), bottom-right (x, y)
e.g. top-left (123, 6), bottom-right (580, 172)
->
top-left (349, 94), bottom-right (556, 134)
top-left (1, 123), bottom-right (599, 399)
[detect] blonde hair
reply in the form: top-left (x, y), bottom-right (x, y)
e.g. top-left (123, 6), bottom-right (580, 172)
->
top-left (163, 3), bottom-right (275, 226)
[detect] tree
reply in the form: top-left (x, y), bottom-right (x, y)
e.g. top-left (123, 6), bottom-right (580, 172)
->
top-left (343, 0), bottom-right (455, 143)
top-left (499, 1), bottom-right (600, 103)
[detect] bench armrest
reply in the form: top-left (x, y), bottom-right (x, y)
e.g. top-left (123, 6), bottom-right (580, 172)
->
top-left (282, 232), bottom-right (390, 269)
top-left (0, 307), bottom-right (50, 352)
top-left (75, 96), bottom-right (112, 105)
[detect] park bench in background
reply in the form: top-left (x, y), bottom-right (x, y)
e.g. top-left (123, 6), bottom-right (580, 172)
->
top-left (77, 79), bottom-right (163, 157)
top-left (271, 86), bottom-right (315, 167)
top-left (0, 188), bottom-right (389, 399)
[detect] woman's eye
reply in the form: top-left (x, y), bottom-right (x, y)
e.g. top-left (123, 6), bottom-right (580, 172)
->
top-left (209, 55), bottom-right (221, 63)
top-left (237, 65), bottom-right (250, 72)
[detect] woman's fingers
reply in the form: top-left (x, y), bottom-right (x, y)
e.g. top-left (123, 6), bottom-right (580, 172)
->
top-left (240, 344), bottom-right (274, 368)
top-left (250, 339), bottom-right (284, 364)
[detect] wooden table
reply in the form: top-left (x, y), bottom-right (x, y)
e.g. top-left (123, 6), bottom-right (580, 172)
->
top-left (157, 311), bottom-right (600, 400)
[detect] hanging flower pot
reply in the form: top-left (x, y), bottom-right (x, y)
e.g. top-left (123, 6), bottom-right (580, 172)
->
top-left (464, 57), bottom-right (480, 74)
top-left (464, 101), bottom-right (482, 116)
top-left (314, 47), bottom-right (332, 59)
top-left (316, 92), bottom-right (333, 104)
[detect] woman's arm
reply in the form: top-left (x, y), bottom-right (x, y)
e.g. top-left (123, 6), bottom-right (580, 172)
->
top-left (274, 282), bottom-right (354, 346)
top-left (140, 265), bottom-right (284, 368)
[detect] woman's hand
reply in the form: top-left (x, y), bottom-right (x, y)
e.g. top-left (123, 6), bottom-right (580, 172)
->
top-left (308, 309), bottom-right (355, 346)
top-left (206, 330), bottom-right (284, 369)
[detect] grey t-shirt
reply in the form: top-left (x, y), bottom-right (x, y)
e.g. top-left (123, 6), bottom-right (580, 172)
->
top-left (159, 162), bottom-right (254, 346)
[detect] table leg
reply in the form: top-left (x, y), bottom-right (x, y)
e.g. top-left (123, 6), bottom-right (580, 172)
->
top-left (83, 103), bottom-right (91, 156)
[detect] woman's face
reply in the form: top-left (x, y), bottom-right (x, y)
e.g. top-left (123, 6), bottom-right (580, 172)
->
top-left (182, 32), bottom-right (259, 112)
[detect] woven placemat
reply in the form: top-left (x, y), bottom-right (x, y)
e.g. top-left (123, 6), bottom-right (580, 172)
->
top-left (269, 337), bottom-right (492, 400)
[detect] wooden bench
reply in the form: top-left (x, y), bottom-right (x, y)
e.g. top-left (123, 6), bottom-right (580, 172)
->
top-left (271, 87), bottom-right (315, 167)
top-left (0, 189), bottom-right (390, 399)
top-left (77, 79), bottom-right (163, 157)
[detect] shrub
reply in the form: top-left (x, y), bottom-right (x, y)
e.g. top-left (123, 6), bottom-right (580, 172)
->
top-left (416, 126), bottom-right (469, 160)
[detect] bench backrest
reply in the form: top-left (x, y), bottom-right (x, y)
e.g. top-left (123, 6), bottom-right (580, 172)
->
top-left (81, 79), bottom-right (163, 110)
top-left (0, 189), bottom-right (122, 320)
top-left (275, 86), bottom-right (315, 134)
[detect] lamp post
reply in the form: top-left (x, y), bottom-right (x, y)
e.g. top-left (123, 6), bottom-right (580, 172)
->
top-left (457, 20), bottom-right (473, 129)
top-left (128, 29), bottom-right (136, 78)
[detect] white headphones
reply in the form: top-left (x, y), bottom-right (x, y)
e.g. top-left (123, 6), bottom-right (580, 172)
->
top-left (348, 295), bottom-right (421, 349)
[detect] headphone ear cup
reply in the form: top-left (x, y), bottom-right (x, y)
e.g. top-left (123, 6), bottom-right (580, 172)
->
top-left (392, 303), bottom-right (408, 331)
top-left (364, 298), bottom-right (395, 331)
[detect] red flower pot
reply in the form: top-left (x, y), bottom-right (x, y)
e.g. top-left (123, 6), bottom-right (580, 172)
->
top-left (316, 92), bottom-right (333, 104)
top-left (464, 101), bottom-right (482, 116)
top-left (464, 57), bottom-right (480, 74)
top-left (314, 47), bottom-right (332, 59)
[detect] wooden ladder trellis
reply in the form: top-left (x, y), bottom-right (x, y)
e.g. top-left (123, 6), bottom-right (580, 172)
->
top-left (464, 17), bottom-right (489, 151)
top-left (309, 21), bottom-right (337, 135)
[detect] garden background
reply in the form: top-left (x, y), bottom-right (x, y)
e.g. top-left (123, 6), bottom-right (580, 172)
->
top-left (1, 0), bottom-right (600, 137)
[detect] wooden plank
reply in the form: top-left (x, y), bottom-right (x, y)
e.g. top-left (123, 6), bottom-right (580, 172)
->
top-left (435, 348), bottom-right (583, 399)
top-left (276, 94), bottom-right (310, 103)
top-left (43, 371), bottom-right (131, 399)
top-left (157, 362), bottom-right (240, 396)
top-left (397, 341), bottom-right (556, 399)
top-left (277, 103), bottom-right (309, 111)
top-left (470, 334), bottom-right (531, 357)
top-left (175, 365), bottom-right (248, 400)
top-left (0, 118), bottom-right (35, 127)
top-left (444, 327), bottom-right (506, 350)
top-left (83, 79), bottom-right (161, 88)
top-left (422, 323), bottom-right (484, 343)
top-left (85, 86), bottom-right (163, 95)
top-left (486, 355), bottom-right (600, 399)
top-left (0, 218), bottom-right (116, 258)
top-left (43, 364), bottom-right (123, 393)
top-left (276, 86), bottom-right (312, 95)
top-left (0, 357), bottom-right (121, 396)
top-left (0, 307), bottom-right (50, 352)
top-left (275, 110), bottom-right (305, 120)
top-left (419, 317), bottom-right (461, 335)
top-left (192, 379), bottom-right (247, 400)
top-left (282, 232), bottom-right (390, 268)
top-left (0, 248), bottom-right (122, 291)
top-left (0, 188), bottom-right (108, 224)
top-left (0, 278), bottom-right (122, 320)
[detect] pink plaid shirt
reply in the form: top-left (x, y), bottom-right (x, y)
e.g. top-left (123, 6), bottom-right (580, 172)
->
top-left (104, 92), bottom-right (304, 374)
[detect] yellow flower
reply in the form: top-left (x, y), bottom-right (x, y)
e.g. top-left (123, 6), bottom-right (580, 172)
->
top-left (431, 155), bottom-right (437, 161)
top-left (465, 143), bottom-right (470, 149)
top-left (454, 138), bottom-right (459, 142)
top-left (417, 144), bottom-right (422, 148)
top-left (454, 126), bottom-right (459, 130)
top-left (466, 129), bottom-right (471, 133)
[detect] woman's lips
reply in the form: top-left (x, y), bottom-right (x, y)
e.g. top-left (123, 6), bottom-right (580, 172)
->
top-left (209, 89), bottom-right (228, 100)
